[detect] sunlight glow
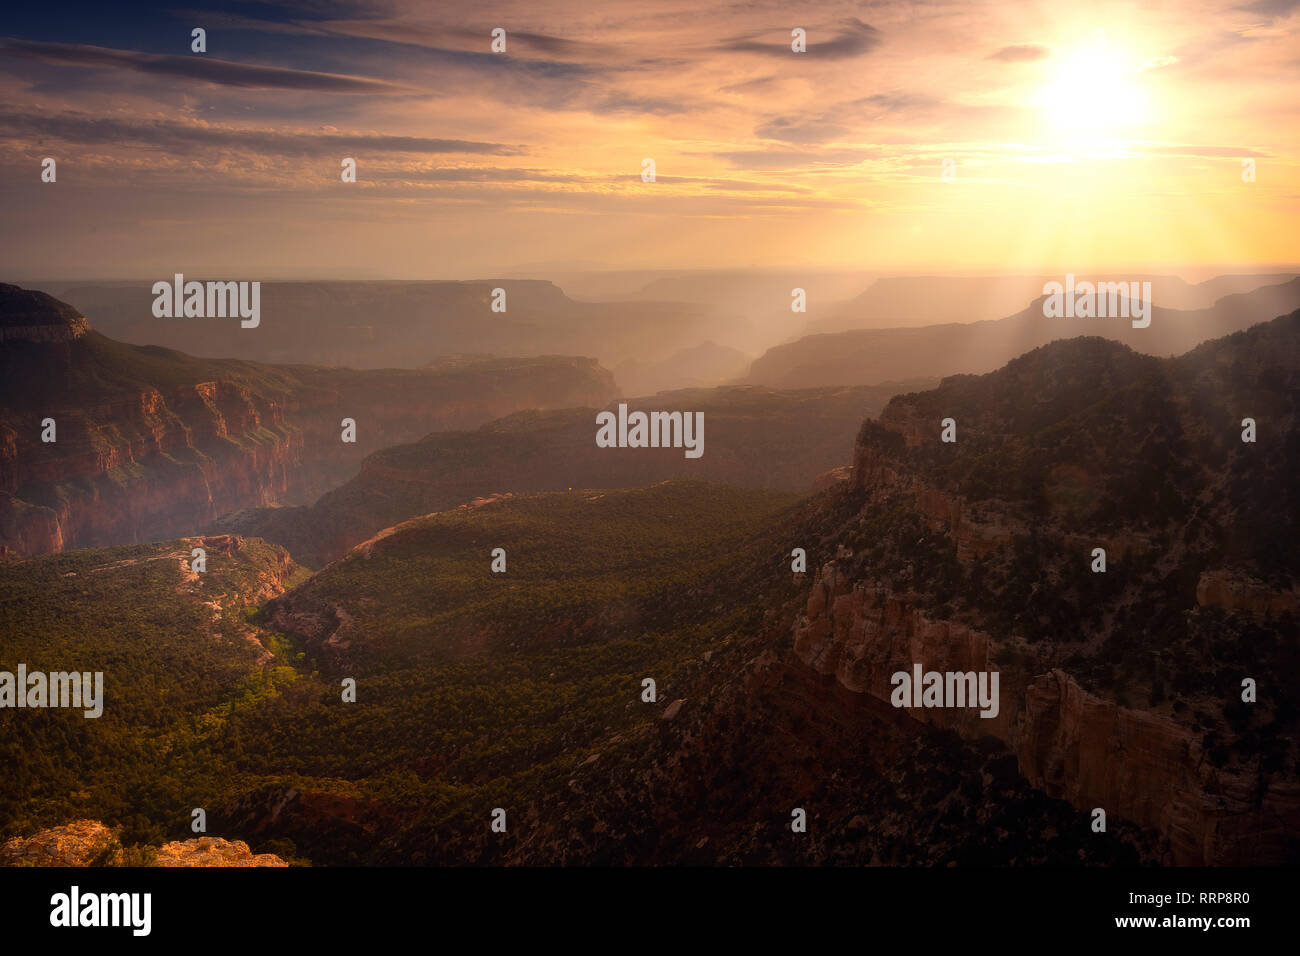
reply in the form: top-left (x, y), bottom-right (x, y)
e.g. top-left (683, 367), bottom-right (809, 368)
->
top-left (1037, 32), bottom-right (1147, 140)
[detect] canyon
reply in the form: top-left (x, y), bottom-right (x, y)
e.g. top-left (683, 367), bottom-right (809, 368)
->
top-left (785, 314), bottom-right (1300, 863)
top-left (217, 382), bottom-right (925, 567)
top-left (2, 282), bottom-right (1296, 868)
top-left (0, 284), bottom-right (618, 558)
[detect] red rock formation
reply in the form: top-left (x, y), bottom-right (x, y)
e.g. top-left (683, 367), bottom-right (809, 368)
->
top-left (0, 820), bottom-right (287, 867)
top-left (792, 562), bottom-right (1300, 864)
top-left (0, 355), bottom-right (617, 557)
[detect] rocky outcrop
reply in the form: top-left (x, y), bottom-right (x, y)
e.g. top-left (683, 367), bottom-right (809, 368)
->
top-left (851, 427), bottom-right (1026, 563)
top-left (1196, 570), bottom-right (1299, 615)
top-left (793, 562), bottom-right (1300, 864)
top-left (0, 288), bottom-right (619, 558)
top-left (155, 836), bottom-right (287, 867)
top-left (173, 533), bottom-right (297, 663)
top-left (799, 316), bottom-right (1300, 864)
top-left (0, 491), bottom-right (64, 556)
top-left (794, 568), bottom-right (1025, 741)
top-left (812, 464), bottom-right (851, 491)
top-left (0, 284), bottom-right (88, 343)
top-left (0, 820), bottom-right (287, 867)
top-left (1, 820), bottom-right (117, 866)
top-left (1017, 670), bottom-right (1300, 867)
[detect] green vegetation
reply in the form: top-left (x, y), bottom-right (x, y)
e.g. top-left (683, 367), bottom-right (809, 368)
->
top-left (0, 482), bottom-right (803, 862)
top-left (0, 536), bottom-right (301, 844)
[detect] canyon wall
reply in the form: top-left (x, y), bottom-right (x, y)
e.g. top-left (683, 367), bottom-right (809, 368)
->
top-left (799, 355), bottom-right (1300, 864)
top-left (793, 553), bottom-right (1300, 865)
top-left (220, 385), bottom-right (893, 567)
top-left (0, 345), bottom-right (617, 557)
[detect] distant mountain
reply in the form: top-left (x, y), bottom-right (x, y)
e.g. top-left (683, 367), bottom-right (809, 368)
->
top-left (212, 381), bottom-right (935, 567)
top-left (0, 283), bottom-right (618, 557)
top-left (611, 340), bottom-right (750, 396)
top-left (40, 279), bottom-right (752, 372)
top-left (622, 270), bottom-right (866, 344)
top-left (746, 277), bottom-right (1300, 388)
top-left (803, 272), bottom-right (1297, 335)
top-left (0, 284), bottom-right (89, 343)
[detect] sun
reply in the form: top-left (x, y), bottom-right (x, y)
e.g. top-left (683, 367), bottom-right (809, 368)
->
top-left (1037, 32), bottom-right (1146, 141)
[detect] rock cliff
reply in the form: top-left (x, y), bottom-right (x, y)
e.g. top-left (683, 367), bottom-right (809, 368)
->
top-left (0, 284), bottom-right (89, 343)
top-left (0, 284), bottom-right (618, 558)
top-left (793, 566), bottom-right (1300, 864)
top-left (791, 317), bottom-right (1300, 864)
top-left (217, 385), bottom-right (905, 567)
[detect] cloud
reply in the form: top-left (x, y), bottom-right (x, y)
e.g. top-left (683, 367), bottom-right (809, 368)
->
top-left (0, 37), bottom-right (407, 92)
top-left (234, 16), bottom-right (624, 71)
top-left (504, 30), bottom-right (591, 56)
top-left (0, 110), bottom-right (519, 156)
top-left (849, 93), bottom-right (940, 114)
top-left (393, 168), bottom-right (813, 194)
top-left (591, 91), bottom-right (692, 115)
top-left (720, 18), bottom-right (882, 60)
top-left (754, 117), bottom-right (849, 145)
top-left (1235, 0), bottom-right (1300, 16)
top-left (719, 74), bottom-right (780, 95)
top-left (401, 167), bottom-right (585, 183)
top-left (1134, 143), bottom-right (1269, 158)
top-left (713, 147), bottom-right (868, 170)
top-left (755, 93), bottom-right (939, 144)
top-left (988, 43), bottom-right (1052, 62)
top-left (1235, 25), bottom-right (1290, 38)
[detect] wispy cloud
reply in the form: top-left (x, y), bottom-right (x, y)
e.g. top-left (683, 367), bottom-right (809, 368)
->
top-left (0, 109), bottom-right (519, 155)
top-left (756, 94), bottom-right (941, 144)
top-left (719, 18), bottom-right (883, 59)
top-left (988, 43), bottom-right (1052, 62)
top-left (0, 37), bottom-right (408, 92)
top-left (712, 147), bottom-right (869, 170)
top-left (1133, 142), bottom-right (1270, 158)
top-left (1235, 0), bottom-right (1300, 17)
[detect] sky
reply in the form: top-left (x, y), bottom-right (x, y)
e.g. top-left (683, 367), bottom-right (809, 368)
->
top-left (1, 0), bottom-right (1298, 279)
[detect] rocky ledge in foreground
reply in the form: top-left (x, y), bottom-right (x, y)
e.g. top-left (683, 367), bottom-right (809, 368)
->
top-left (1, 820), bottom-right (288, 867)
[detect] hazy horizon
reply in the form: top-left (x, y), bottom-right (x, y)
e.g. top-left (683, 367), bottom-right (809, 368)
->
top-left (11, 265), bottom-right (1300, 283)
